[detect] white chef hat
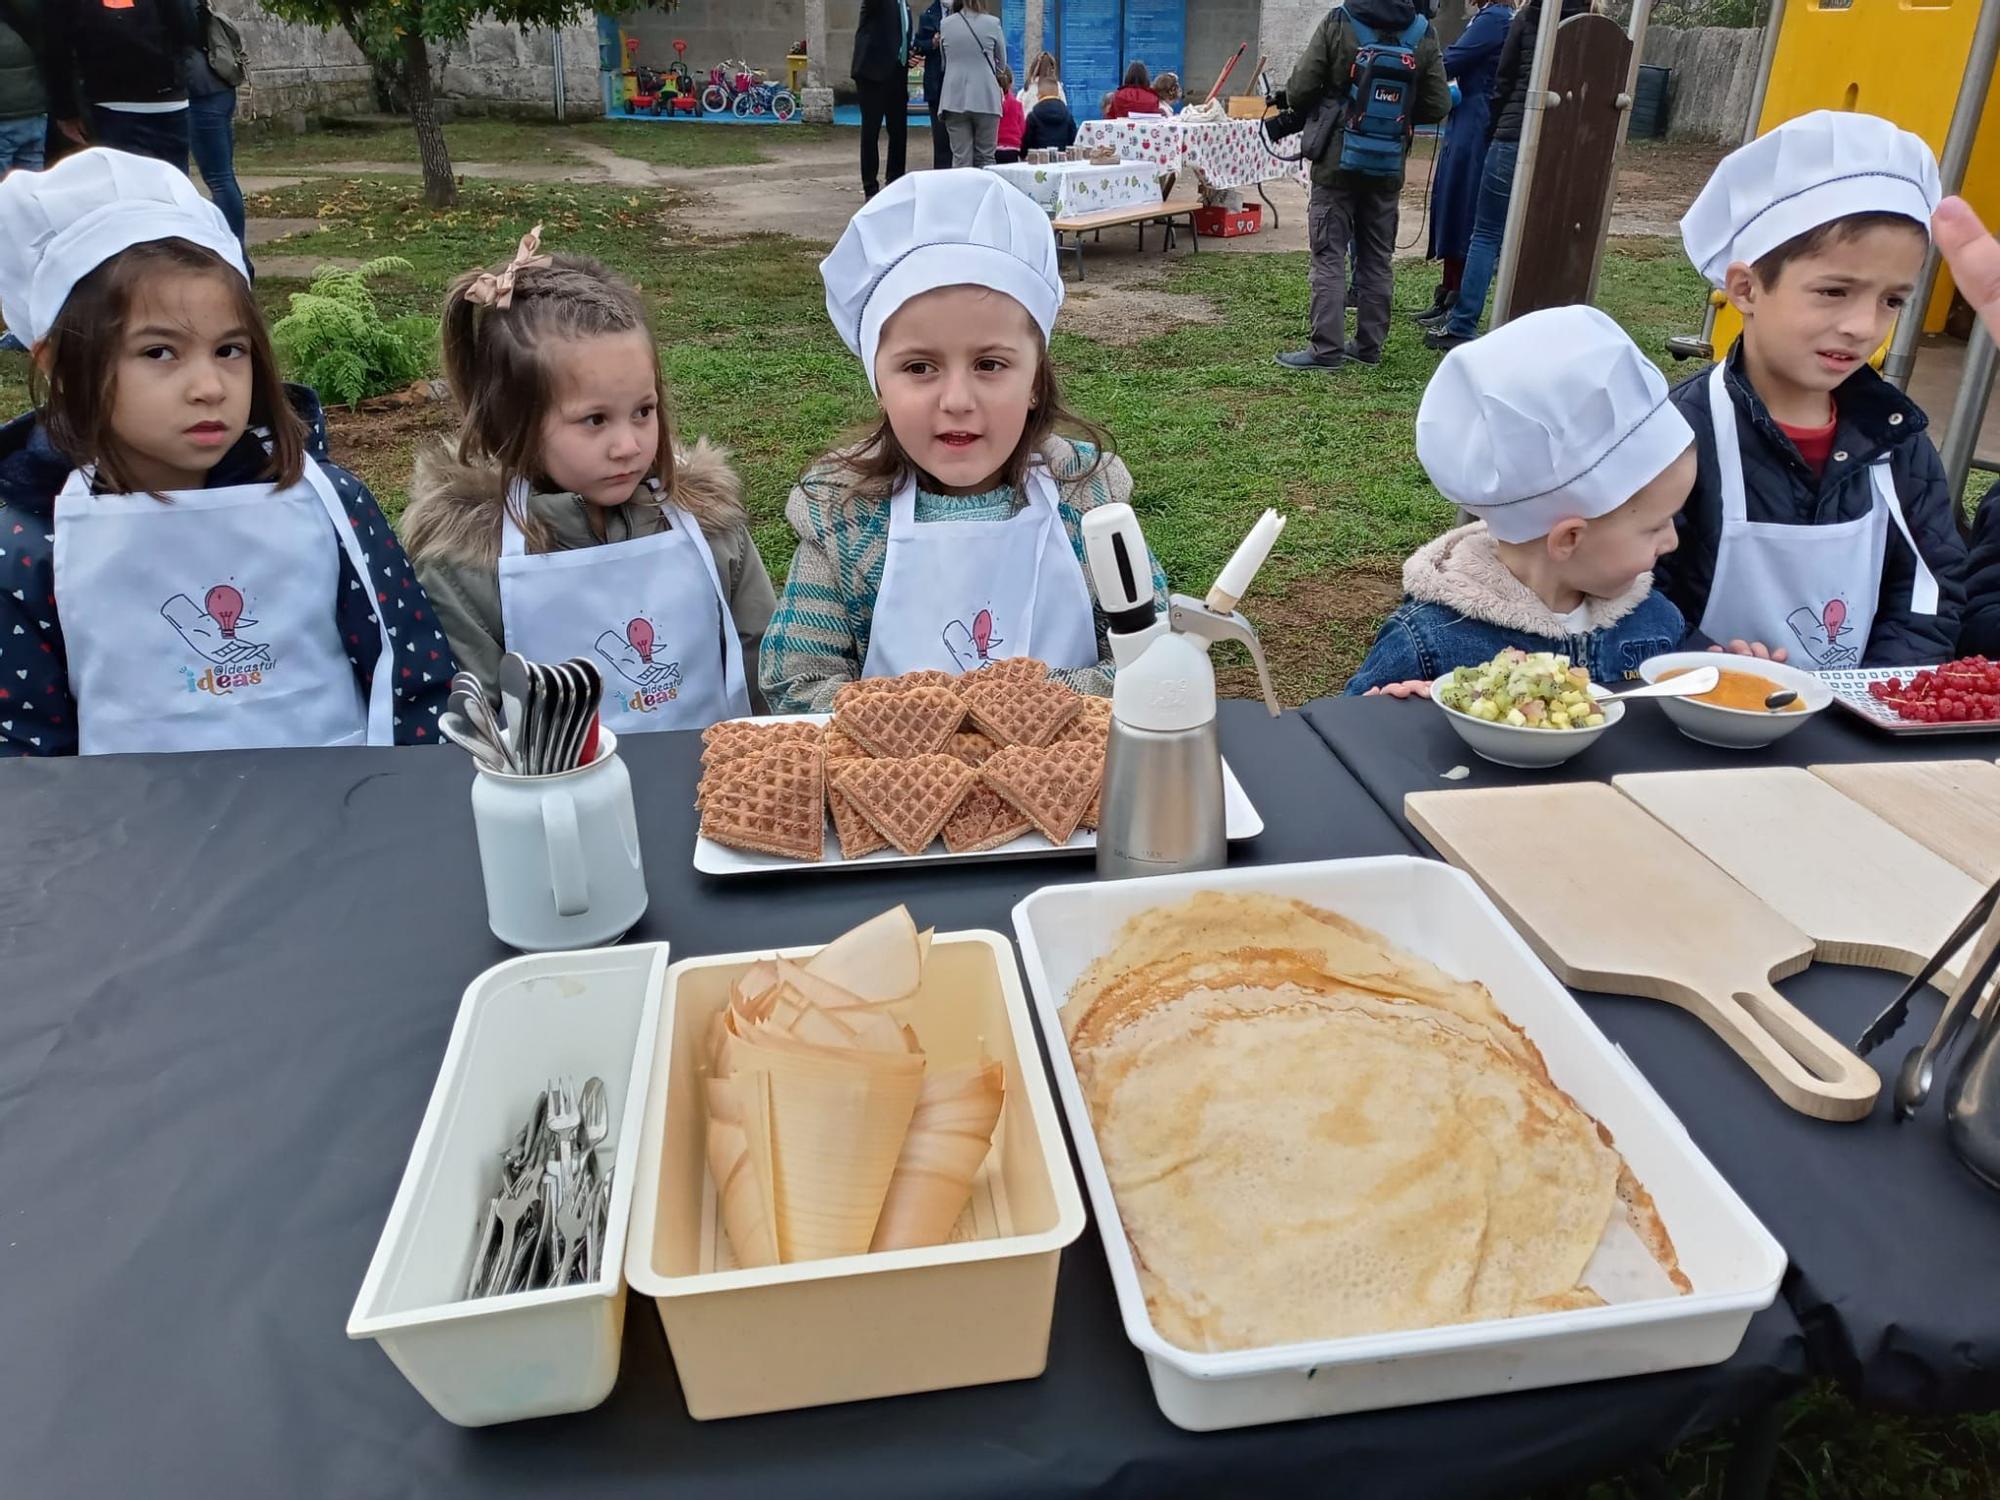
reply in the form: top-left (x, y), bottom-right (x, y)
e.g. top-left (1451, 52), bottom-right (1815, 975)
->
top-left (1680, 110), bottom-right (1941, 288)
top-left (0, 148), bottom-right (247, 346)
top-left (1416, 305), bottom-right (1694, 545)
top-left (820, 169), bottom-right (1065, 391)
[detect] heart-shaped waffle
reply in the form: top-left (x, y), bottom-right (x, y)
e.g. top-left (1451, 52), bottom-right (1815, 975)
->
top-left (832, 669), bottom-right (963, 712)
top-left (831, 753), bottom-right (977, 856)
top-left (834, 684), bottom-right (966, 758)
top-left (965, 657), bottom-right (1050, 687)
top-left (961, 673), bottom-right (1083, 748)
top-left (1056, 694), bottom-right (1114, 747)
top-left (700, 745), bottom-right (825, 861)
top-left (827, 782), bottom-right (891, 859)
top-left (942, 782), bottom-right (1034, 854)
top-left (947, 730), bottom-right (1002, 766)
top-left (821, 723), bottom-right (873, 762)
top-left (981, 740), bottom-right (1105, 845)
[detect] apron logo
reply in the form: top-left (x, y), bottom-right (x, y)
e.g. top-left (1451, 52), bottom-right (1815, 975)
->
top-left (1785, 596), bottom-right (1859, 668)
top-left (595, 615), bottom-right (682, 710)
top-left (164, 585), bottom-right (278, 694)
top-left (941, 608), bottom-right (1005, 672)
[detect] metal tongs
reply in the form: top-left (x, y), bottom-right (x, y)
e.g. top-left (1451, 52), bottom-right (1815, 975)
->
top-left (1855, 874), bottom-right (2000, 1120)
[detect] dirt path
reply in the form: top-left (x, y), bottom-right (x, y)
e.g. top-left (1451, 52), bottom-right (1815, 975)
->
top-left (246, 129), bottom-right (1725, 263)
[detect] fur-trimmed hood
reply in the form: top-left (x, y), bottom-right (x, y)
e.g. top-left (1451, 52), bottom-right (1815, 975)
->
top-left (1403, 522), bottom-right (1656, 634)
top-left (402, 436), bottom-right (746, 566)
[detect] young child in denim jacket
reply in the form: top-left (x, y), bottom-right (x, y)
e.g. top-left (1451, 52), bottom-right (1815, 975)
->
top-left (1347, 305), bottom-right (1698, 695)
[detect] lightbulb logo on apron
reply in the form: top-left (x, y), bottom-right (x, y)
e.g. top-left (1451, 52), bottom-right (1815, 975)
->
top-left (594, 613), bottom-right (683, 713)
top-left (163, 581), bottom-right (280, 697)
top-left (941, 608), bottom-right (1005, 672)
top-left (1785, 596), bottom-right (1859, 669)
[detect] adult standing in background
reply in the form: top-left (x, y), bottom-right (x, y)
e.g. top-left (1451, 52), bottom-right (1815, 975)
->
top-left (45, 0), bottom-right (198, 170)
top-left (185, 0), bottom-right (249, 261)
top-left (1427, 0), bottom-right (1590, 351)
top-left (0, 0), bottom-right (51, 174)
top-left (1417, 0), bottom-right (1513, 329)
top-left (853, 0), bottom-right (911, 198)
top-left (912, 0), bottom-right (950, 171)
top-left (936, 0), bottom-right (1006, 170)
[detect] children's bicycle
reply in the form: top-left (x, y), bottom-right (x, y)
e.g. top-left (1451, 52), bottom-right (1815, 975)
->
top-left (700, 60), bottom-right (757, 115)
top-left (732, 78), bottom-right (799, 121)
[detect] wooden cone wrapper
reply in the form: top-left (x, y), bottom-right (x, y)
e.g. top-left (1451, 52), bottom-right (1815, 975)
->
top-left (706, 1076), bottom-right (778, 1268)
top-left (870, 1059), bottom-right (1006, 1253)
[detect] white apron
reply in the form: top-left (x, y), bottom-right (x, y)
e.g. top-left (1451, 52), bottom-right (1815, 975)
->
top-left (52, 456), bottom-right (391, 755)
top-left (861, 464), bottom-right (1100, 679)
top-left (1698, 362), bottom-right (1940, 669)
top-left (496, 491), bottom-right (750, 734)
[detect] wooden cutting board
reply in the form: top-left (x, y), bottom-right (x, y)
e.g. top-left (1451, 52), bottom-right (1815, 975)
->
top-left (1809, 760), bottom-right (2000, 884)
top-left (1614, 767), bottom-right (1979, 987)
top-left (1407, 782), bottom-right (1878, 1120)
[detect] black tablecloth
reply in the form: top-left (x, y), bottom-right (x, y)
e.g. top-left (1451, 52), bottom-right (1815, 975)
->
top-left (1303, 693), bottom-right (2000, 1413)
top-left (0, 703), bottom-right (1806, 1500)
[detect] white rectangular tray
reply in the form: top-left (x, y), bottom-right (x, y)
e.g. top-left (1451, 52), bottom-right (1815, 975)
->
top-left (347, 943), bottom-right (669, 1426)
top-left (694, 712), bottom-right (1263, 876)
top-left (1011, 858), bottom-right (1785, 1431)
top-left (1820, 665), bottom-right (2000, 736)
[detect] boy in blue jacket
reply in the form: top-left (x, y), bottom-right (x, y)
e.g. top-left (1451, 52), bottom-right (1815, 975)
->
top-left (1347, 305), bottom-right (1696, 694)
top-left (1659, 111), bottom-right (1967, 668)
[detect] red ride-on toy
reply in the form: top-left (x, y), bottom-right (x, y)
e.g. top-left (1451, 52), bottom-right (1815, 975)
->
top-left (666, 39), bottom-right (698, 115)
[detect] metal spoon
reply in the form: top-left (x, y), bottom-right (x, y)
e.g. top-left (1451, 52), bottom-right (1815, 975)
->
top-left (579, 1075), bottom-right (610, 1156)
top-left (441, 712), bottom-right (510, 773)
top-left (449, 689), bottom-right (514, 766)
top-left (1588, 665), bottom-right (1721, 705)
top-left (1765, 689), bottom-right (1800, 711)
top-left (497, 653), bottom-right (533, 769)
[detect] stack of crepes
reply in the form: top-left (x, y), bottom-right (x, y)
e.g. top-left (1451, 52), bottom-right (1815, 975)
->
top-left (697, 662), bottom-right (1112, 863)
top-left (1065, 893), bottom-right (1689, 1354)
top-left (705, 906), bottom-right (1006, 1266)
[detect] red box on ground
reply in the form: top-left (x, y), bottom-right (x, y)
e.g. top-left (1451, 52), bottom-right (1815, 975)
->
top-left (1192, 204), bottom-right (1263, 237)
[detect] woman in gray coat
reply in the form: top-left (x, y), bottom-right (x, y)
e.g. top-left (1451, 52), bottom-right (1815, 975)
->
top-left (935, 0), bottom-right (1006, 168)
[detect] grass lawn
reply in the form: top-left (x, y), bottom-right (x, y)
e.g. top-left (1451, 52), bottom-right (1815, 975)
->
top-left (235, 116), bottom-right (837, 173)
top-left (1, 162), bottom-right (1998, 1498)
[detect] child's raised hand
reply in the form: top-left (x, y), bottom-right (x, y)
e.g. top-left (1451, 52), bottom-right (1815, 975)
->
top-left (1363, 680), bottom-right (1433, 699)
top-left (1708, 640), bottom-right (1789, 664)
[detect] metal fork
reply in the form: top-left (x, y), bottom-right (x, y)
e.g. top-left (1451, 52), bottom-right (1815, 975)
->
top-left (554, 1165), bottom-right (592, 1285)
top-left (546, 1076), bottom-right (581, 1188)
top-left (481, 1167), bottom-right (540, 1298)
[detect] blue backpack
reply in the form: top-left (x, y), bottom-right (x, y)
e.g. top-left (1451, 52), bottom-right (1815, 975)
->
top-left (1338, 11), bottom-right (1429, 177)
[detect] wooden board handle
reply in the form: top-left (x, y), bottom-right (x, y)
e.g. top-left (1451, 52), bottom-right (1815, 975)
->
top-left (1672, 977), bottom-right (1879, 1122)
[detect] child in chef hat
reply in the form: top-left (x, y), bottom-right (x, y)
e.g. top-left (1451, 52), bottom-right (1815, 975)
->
top-left (0, 148), bottom-right (452, 756)
top-left (1345, 304), bottom-right (1697, 695)
top-left (1658, 110), bottom-right (1966, 670)
top-left (760, 169), bottom-right (1168, 712)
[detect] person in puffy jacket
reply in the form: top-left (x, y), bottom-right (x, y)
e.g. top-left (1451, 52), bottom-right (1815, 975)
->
top-left (0, 0), bottom-right (53, 174)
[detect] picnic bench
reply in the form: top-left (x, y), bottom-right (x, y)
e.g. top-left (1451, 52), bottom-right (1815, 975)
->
top-left (1051, 201), bottom-right (1200, 280)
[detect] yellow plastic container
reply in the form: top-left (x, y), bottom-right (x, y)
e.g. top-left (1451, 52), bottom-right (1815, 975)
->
top-left (623, 931), bottom-right (1086, 1420)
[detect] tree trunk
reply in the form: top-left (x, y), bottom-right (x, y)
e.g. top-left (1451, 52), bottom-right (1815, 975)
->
top-left (399, 29), bottom-right (456, 209)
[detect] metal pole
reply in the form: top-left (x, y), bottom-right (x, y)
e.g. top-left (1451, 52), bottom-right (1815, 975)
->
top-left (1941, 330), bottom-right (1999, 518)
top-left (552, 31), bottom-right (567, 122)
top-left (1884, 0), bottom-right (2000, 389)
top-left (1489, 0), bottom-right (1568, 327)
top-left (1583, 0), bottom-right (1655, 305)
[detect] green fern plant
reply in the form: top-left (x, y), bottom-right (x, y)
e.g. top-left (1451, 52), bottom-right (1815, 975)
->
top-left (271, 256), bottom-right (437, 407)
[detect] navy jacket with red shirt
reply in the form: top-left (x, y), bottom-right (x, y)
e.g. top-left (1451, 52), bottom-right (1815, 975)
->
top-left (0, 384), bottom-right (457, 754)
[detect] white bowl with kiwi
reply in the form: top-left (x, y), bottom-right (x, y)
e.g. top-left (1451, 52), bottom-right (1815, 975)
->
top-left (1428, 651), bottom-right (1625, 770)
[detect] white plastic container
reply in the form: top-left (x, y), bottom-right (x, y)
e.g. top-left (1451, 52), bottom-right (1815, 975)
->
top-left (624, 931), bottom-right (1086, 1419)
top-left (347, 943), bottom-right (669, 1426)
top-left (1012, 859), bottom-right (1786, 1431)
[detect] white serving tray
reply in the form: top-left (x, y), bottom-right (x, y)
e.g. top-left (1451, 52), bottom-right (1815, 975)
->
top-left (694, 712), bottom-right (1263, 876)
top-left (1820, 665), bottom-right (2000, 736)
top-left (347, 943), bottom-right (669, 1426)
top-left (1011, 858), bottom-right (1786, 1431)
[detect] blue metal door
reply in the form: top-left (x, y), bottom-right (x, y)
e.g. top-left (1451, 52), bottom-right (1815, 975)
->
top-left (1121, 0), bottom-right (1184, 88)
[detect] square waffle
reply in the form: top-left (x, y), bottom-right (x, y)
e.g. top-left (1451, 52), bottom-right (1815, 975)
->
top-left (699, 745), bottom-right (825, 861)
top-left (961, 673), bottom-right (1083, 748)
top-left (1057, 695), bottom-right (1114, 746)
top-left (834, 684), bottom-right (966, 758)
top-left (699, 719), bottom-right (822, 768)
top-left (981, 740), bottom-right (1105, 846)
top-left (966, 657), bottom-right (1050, 686)
top-left (947, 730), bottom-right (1002, 766)
top-left (942, 783), bottom-right (1034, 854)
top-left (830, 753), bottom-right (977, 856)
top-left (821, 724), bottom-right (873, 762)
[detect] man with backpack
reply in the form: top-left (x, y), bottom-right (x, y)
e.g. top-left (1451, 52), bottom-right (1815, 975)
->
top-left (1275, 0), bottom-right (1450, 372)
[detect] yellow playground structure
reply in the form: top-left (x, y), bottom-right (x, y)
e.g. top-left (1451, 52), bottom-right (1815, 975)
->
top-left (1670, 0), bottom-right (2000, 510)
